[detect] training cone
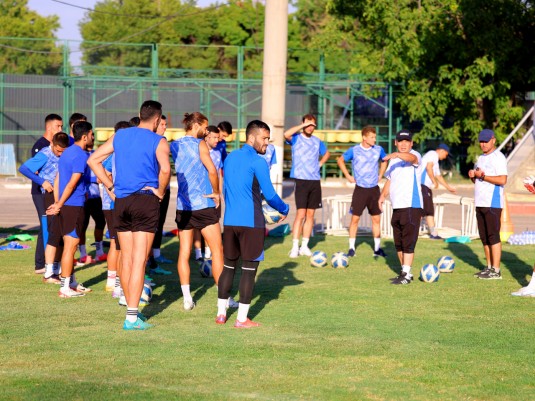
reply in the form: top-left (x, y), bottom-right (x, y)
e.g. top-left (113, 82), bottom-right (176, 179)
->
top-left (500, 197), bottom-right (514, 242)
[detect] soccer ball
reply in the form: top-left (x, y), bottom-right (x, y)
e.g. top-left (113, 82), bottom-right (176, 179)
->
top-left (420, 264), bottom-right (440, 283)
top-left (140, 283), bottom-right (153, 303)
top-left (437, 256), bottom-right (455, 273)
top-left (310, 251), bottom-right (328, 268)
top-left (199, 260), bottom-right (213, 278)
top-left (331, 252), bottom-right (349, 268)
top-left (262, 201), bottom-right (282, 225)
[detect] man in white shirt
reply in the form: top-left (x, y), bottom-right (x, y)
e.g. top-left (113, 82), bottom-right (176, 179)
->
top-left (468, 129), bottom-right (507, 280)
top-left (417, 144), bottom-right (456, 239)
top-left (379, 130), bottom-right (423, 285)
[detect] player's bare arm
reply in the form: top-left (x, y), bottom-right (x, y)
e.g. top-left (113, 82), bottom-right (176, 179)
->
top-left (337, 155), bottom-right (355, 183)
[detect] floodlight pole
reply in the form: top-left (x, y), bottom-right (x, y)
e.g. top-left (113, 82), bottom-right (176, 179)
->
top-left (261, 0), bottom-right (288, 197)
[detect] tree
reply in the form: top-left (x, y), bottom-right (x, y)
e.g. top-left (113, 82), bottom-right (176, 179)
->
top-left (0, 0), bottom-right (62, 74)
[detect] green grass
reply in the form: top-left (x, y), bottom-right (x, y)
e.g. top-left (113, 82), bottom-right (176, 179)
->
top-left (1, 233), bottom-right (535, 400)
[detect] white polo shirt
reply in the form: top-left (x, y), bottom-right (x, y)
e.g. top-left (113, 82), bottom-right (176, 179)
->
top-left (385, 149), bottom-right (423, 209)
top-left (474, 150), bottom-right (507, 208)
top-left (417, 150), bottom-right (440, 189)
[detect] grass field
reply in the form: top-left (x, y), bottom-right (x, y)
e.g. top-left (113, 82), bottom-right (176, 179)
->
top-left (1, 231), bottom-right (535, 400)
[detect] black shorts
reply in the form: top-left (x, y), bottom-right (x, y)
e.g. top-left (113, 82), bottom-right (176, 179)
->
top-left (49, 205), bottom-right (85, 245)
top-left (350, 185), bottom-right (381, 216)
top-left (44, 192), bottom-right (63, 247)
top-left (223, 226), bottom-right (265, 262)
top-left (391, 208), bottom-right (422, 253)
top-left (476, 207), bottom-right (502, 246)
top-left (294, 179), bottom-right (322, 210)
top-left (83, 197), bottom-right (106, 231)
top-left (114, 192), bottom-right (160, 233)
top-left (421, 185), bottom-right (434, 217)
top-left (103, 209), bottom-right (120, 250)
top-left (175, 208), bottom-right (219, 231)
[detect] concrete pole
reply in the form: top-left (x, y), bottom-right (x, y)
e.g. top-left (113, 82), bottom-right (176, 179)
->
top-left (261, 0), bottom-right (288, 197)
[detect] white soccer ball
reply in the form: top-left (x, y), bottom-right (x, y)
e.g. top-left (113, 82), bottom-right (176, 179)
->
top-left (331, 252), bottom-right (349, 268)
top-left (140, 283), bottom-right (153, 303)
top-left (310, 251), bottom-right (328, 268)
top-left (262, 201), bottom-right (282, 225)
top-left (199, 260), bottom-right (213, 278)
top-left (420, 264), bottom-right (440, 283)
top-left (437, 256), bottom-right (455, 273)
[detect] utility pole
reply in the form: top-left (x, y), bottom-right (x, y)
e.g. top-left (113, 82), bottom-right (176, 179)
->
top-left (261, 0), bottom-right (288, 197)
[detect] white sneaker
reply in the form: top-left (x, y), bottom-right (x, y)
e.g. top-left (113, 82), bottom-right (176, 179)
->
top-left (511, 286), bottom-right (535, 297)
top-left (298, 247), bottom-right (312, 256)
top-left (183, 300), bottom-right (196, 311)
top-left (227, 297), bottom-right (239, 308)
top-left (59, 287), bottom-right (85, 298)
top-left (289, 248), bottom-right (299, 258)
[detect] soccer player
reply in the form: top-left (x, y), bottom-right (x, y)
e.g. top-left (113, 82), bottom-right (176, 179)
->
top-left (19, 132), bottom-right (70, 282)
top-left (88, 100), bottom-right (171, 330)
top-left (216, 120), bottom-right (289, 327)
top-left (284, 114), bottom-right (330, 258)
top-left (170, 112), bottom-right (223, 311)
top-left (46, 121), bottom-right (94, 297)
top-left (68, 113), bottom-right (87, 146)
top-left (215, 121), bottom-right (231, 164)
top-left (29, 114), bottom-right (63, 274)
top-left (417, 143), bottom-right (457, 239)
top-left (468, 129), bottom-right (508, 280)
top-left (378, 130), bottom-right (423, 285)
top-left (337, 126), bottom-right (388, 257)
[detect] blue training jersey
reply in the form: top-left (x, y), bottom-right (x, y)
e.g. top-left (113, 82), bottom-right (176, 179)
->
top-left (170, 136), bottom-right (215, 211)
top-left (343, 144), bottom-right (386, 188)
top-left (101, 154), bottom-right (115, 211)
top-left (19, 146), bottom-right (60, 192)
top-left (223, 144), bottom-right (289, 228)
top-left (58, 144), bottom-right (89, 207)
top-left (287, 133), bottom-right (327, 180)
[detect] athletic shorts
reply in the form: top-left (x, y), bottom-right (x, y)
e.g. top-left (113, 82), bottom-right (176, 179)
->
top-left (223, 226), bottom-right (265, 262)
top-left (83, 197), bottom-right (106, 230)
top-left (103, 209), bottom-right (120, 250)
top-left (114, 191), bottom-right (160, 233)
top-left (350, 185), bottom-right (381, 216)
top-left (391, 208), bottom-right (422, 253)
top-left (476, 207), bottom-right (502, 246)
top-left (49, 205), bottom-right (85, 245)
top-left (421, 185), bottom-right (434, 217)
top-left (44, 192), bottom-right (63, 247)
top-left (294, 179), bottom-right (322, 210)
top-left (175, 208), bottom-right (219, 231)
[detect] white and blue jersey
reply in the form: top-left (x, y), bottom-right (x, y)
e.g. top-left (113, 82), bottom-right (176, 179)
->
top-left (287, 133), bottom-right (327, 180)
top-left (18, 146), bottom-right (60, 194)
top-left (224, 144), bottom-right (289, 229)
top-left (343, 144), bottom-right (386, 188)
top-left (260, 144), bottom-right (277, 169)
top-left (101, 154), bottom-right (115, 211)
top-left (171, 136), bottom-right (215, 211)
top-left (385, 149), bottom-right (423, 209)
top-left (209, 147), bottom-right (223, 173)
top-left (417, 150), bottom-right (440, 189)
top-left (85, 150), bottom-right (101, 200)
top-left (474, 150), bottom-right (507, 208)
top-left (213, 141), bottom-right (228, 165)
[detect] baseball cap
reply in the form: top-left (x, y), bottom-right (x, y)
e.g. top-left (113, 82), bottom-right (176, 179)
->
top-left (437, 143), bottom-right (450, 153)
top-left (478, 129), bottom-right (495, 142)
top-left (395, 129), bottom-right (412, 141)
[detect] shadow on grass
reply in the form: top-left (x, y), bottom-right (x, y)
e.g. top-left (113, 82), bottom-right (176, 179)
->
top-left (446, 242), bottom-right (485, 272)
top-left (248, 261), bottom-right (302, 320)
top-left (501, 250), bottom-right (533, 286)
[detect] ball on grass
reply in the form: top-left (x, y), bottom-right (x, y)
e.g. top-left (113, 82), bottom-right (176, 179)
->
top-left (420, 264), bottom-right (440, 283)
top-left (310, 251), bottom-right (328, 268)
top-left (331, 252), bottom-right (349, 269)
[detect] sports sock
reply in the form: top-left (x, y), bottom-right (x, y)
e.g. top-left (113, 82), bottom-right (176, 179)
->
top-left (301, 238), bottom-right (309, 248)
top-left (204, 246), bottom-right (211, 258)
top-left (374, 238), bottom-right (381, 252)
top-left (237, 303), bottom-right (250, 323)
top-left (291, 239), bottom-right (299, 250)
top-left (349, 238), bottom-right (356, 250)
top-left (126, 307), bottom-right (138, 323)
top-left (61, 275), bottom-right (71, 291)
top-left (181, 284), bottom-right (192, 303)
top-left (44, 263), bottom-right (54, 278)
top-left (70, 274), bottom-right (78, 288)
top-left (52, 262), bottom-right (61, 275)
top-left (194, 248), bottom-right (202, 260)
top-left (153, 248), bottom-right (161, 258)
top-left (429, 226), bottom-right (438, 236)
top-left (79, 245), bottom-right (87, 258)
top-left (107, 271), bottom-right (116, 287)
top-left (401, 265), bottom-right (411, 275)
top-left (217, 298), bottom-right (228, 316)
top-left (95, 241), bottom-right (104, 256)
top-left (114, 276), bottom-right (121, 290)
top-left (492, 266), bottom-right (500, 273)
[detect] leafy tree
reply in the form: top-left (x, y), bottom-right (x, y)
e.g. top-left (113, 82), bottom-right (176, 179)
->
top-left (0, 0), bottom-right (62, 74)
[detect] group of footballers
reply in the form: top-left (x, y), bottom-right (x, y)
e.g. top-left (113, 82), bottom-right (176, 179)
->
top-left (20, 102), bottom-right (534, 330)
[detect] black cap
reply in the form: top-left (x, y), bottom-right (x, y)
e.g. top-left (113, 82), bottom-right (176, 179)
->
top-left (395, 129), bottom-right (412, 141)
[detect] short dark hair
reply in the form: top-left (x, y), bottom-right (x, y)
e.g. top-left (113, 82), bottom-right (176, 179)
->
top-left (45, 114), bottom-right (62, 124)
top-left (139, 100), bottom-right (162, 122)
top-left (52, 132), bottom-right (69, 148)
top-left (217, 121), bottom-right (232, 135)
top-left (69, 113), bottom-right (87, 127)
top-left (114, 121), bottom-right (131, 132)
top-left (72, 121), bottom-right (93, 141)
top-left (161, 114), bottom-right (167, 120)
top-left (207, 125), bottom-right (220, 134)
top-left (245, 120), bottom-right (270, 140)
top-left (129, 117), bottom-right (140, 127)
top-left (302, 114), bottom-right (317, 124)
top-left (182, 112), bottom-right (208, 131)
